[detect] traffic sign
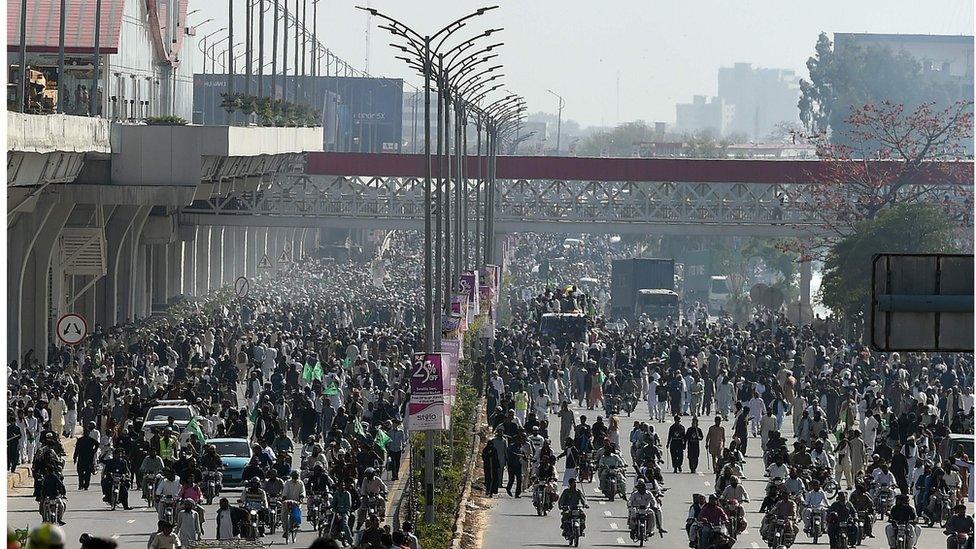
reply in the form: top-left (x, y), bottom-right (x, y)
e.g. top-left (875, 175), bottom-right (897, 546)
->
top-left (56, 313), bottom-right (88, 345)
top-left (257, 254), bottom-right (273, 270)
top-left (234, 276), bottom-right (250, 298)
top-left (278, 249), bottom-right (292, 264)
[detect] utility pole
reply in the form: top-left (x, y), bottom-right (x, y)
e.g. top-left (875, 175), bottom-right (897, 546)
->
top-left (547, 89), bottom-right (564, 154)
top-left (227, 0), bottom-right (234, 123)
top-left (90, 0), bottom-right (102, 116)
top-left (258, 0), bottom-right (265, 97)
top-left (423, 36), bottom-right (435, 527)
top-left (57, 0), bottom-right (66, 113)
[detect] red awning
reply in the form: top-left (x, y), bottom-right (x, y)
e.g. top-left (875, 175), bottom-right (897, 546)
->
top-left (7, 0), bottom-right (126, 55)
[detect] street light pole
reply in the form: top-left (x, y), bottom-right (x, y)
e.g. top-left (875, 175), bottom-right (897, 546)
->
top-left (259, 0), bottom-right (265, 97)
top-left (547, 88), bottom-right (565, 154)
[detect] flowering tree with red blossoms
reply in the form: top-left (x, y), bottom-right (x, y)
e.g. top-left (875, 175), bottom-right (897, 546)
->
top-left (787, 99), bottom-right (974, 259)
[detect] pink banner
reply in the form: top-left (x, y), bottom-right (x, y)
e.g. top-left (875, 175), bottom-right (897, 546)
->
top-left (408, 353), bottom-right (449, 431)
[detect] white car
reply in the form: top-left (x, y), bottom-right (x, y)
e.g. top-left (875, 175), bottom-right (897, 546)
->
top-left (141, 400), bottom-right (197, 440)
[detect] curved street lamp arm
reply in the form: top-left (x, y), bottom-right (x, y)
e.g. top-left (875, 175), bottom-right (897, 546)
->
top-left (355, 6), bottom-right (424, 42)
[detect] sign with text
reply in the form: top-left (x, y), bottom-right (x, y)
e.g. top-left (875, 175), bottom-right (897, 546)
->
top-left (408, 353), bottom-right (449, 431)
top-left (460, 271), bottom-right (480, 323)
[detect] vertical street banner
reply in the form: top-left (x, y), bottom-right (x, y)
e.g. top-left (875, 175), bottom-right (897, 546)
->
top-left (441, 338), bottom-right (462, 369)
top-left (484, 264), bottom-right (501, 297)
top-left (460, 270), bottom-right (480, 324)
top-left (450, 292), bottom-right (469, 333)
top-left (408, 353), bottom-right (448, 431)
top-left (441, 312), bottom-right (462, 340)
top-left (478, 284), bottom-right (493, 316)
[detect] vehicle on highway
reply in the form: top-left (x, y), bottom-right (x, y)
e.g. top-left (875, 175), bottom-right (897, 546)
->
top-left (635, 288), bottom-right (680, 322)
top-left (539, 312), bottom-right (588, 348)
top-left (206, 437), bottom-right (251, 488)
top-left (140, 400), bottom-right (197, 439)
top-left (708, 275), bottom-right (731, 313)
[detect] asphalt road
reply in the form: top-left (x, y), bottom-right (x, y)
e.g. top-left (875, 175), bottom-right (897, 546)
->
top-left (481, 400), bottom-right (947, 549)
top-left (8, 457), bottom-right (338, 547)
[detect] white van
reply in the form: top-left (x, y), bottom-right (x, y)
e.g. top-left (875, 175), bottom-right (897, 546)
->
top-left (708, 276), bottom-right (731, 313)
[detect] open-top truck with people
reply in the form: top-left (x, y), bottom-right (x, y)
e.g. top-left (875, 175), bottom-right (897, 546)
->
top-left (611, 258), bottom-right (679, 323)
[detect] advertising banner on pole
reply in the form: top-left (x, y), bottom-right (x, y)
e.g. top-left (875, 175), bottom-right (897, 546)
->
top-left (450, 293), bottom-right (469, 333)
top-left (479, 284), bottom-right (493, 315)
top-left (441, 312), bottom-right (462, 340)
top-left (408, 353), bottom-right (448, 431)
top-left (460, 271), bottom-right (480, 323)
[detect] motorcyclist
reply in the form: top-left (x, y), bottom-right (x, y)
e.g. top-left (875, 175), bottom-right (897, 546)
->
top-left (264, 470), bottom-right (285, 501)
top-left (760, 491), bottom-right (798, 546)
top-left (359, 467), bottom-right (388, 521)
top-left (37, 469), bottom-right (68, 524)
top-left (826, 491), bottom-right (860, 547)
top-left (850, 484), bottom-right (876, 539)
top-left (139, 448), bottom-right (166, 497)
top-left (154, 470), bottom-right (181, 520)
top-left (802, 480), bottom-right (829, 535)
top-left (597, 444), bottom-right (627, 500)
top-left (945, 504), bottom-right (975, 549)
top-left (766, 456), bottom-right (790, 481)
top-left (697, 494), bottom-right (730, 548)
top-left (720, 476), bottom-right (750, 503)
top-left (871, 462), bottom-right (896, 506)
top-left (200, 444), bottom-right (224, 489)
top-left (558, 478), bottom-right (589, 536)
top-left (784, 468), bottom-right (806, 500)
top-left (686, 493), bottom-right (707, 541)
top-left (885, 494), bottom-right (920, 549)
top-left (99, 450), bottom-right (132, 510)
top-left (238, 476), bottom-right (270, 536)
top-left (628, 480), bottom-right (666, 539)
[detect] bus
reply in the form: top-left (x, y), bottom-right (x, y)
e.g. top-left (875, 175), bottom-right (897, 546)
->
top-left (708, 276), bottom-right (731, 313)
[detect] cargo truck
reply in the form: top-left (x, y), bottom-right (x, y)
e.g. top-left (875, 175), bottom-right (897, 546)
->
top-left (610, 258), bottom-right (678, 322)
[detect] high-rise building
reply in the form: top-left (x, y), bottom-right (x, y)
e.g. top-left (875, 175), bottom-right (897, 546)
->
top-left (717, 62), bottom-right (801, 140)
top-left (675, 95), bottom-right (734, 136)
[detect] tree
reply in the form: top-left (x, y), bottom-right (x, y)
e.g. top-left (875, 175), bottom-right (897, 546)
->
top-left (802, 99), bottom-right (973, 244)
top-left (798, 32), bottom-right (967, 138)
top-left (819, 203), bottom-right (960, 322)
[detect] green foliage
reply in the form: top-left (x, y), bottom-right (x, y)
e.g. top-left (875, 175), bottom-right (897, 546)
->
top-left (799, 32), bottom-right (966, 139)
top-left (219, 93), bottom-right (321, 127)
top-left (820, 203), bottom-right (960, 322)
top-left (144, 115), bottom-right (187, 126)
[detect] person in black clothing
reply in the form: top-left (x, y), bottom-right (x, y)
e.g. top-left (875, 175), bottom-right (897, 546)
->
top-left (667, 416), bottom-right (686, 473)
top-left (686, 417), bottom-right (704, 474)
top-left (37, 469), bottom-right (68, 524)
top-left (99, 451), bottom-right (132, 510)
top-left (482, 437), bottom-right (500, 497)
top-left (73, 431), bottom-right (99, 490)
top-left (8, 414), bottom-right (22, 472)
top-left (506, 433), bottom-right (526, 498)
top-left (825, 491), bottom-right (859, 547)
top-left (945, 504), bottom-right (975, 549)
top-left (885, 494), bottom-right (920, 549)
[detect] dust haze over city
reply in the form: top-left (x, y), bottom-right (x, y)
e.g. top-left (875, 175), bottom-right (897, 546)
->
top-left (5, 0), bottom-right (974, 548)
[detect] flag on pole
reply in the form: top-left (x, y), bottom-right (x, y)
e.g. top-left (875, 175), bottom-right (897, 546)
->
top-left (324, 381), bottom-right (340, 396)
top-left (186, 417), bottom-right (205, 444)
top-left (302, 361), bottom-right (323, 382)
top-left (375, 428), bottom-right (390, 450)
top-left (353, 417), bottom-right (365, 437)
top-left (342, 356), bottom-right (352, 370)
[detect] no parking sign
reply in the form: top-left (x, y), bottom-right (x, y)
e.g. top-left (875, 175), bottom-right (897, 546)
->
top-left (56, 313), bottom-right (88, 345)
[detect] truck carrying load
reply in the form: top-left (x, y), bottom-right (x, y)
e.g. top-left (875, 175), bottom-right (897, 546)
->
top-left (610, 258), bottom-right (676, 321)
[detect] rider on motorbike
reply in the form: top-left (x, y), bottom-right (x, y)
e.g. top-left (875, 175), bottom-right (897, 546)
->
top-left (720, 476), bottom-right (750, 503)
top-left (885, 495), bottom-right (920, 549)
top-left (802, 480), bottom-right (829, 534)
top-left (238, 476), bottom-right (270, 536)
top-left (760, 491), bottom-right (798, 546)
top-left (597, 444), bottom-right (627, 499)
top-left (784, 468), bottom-right (807, 501)
top-left (697, 494), bottom-right (730, 548)
top-left (945, 504), bottom-right (975, 549)
top-left (37, 469), bottom-right (68, 524)
top-left (558, 478), bottom-right (589, 536)
top-left (850, 484), bottom-right (876, 538)
top-left (628, 480), bottom-right (667, 539)
top-left (99, 450), bottom-right (132, 510)
top-left (871, 463), bottom-right (896, 508)
top-left (826, 491), bottom-right (860, 547)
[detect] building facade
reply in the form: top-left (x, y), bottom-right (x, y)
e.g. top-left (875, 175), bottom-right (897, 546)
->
top-left (717, 62), bottom-right (800, 140)
top-left (675, 95), bottom-right (734, 136)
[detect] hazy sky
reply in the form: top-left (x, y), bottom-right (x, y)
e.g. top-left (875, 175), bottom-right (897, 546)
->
top-left (196, 1), bottom-right (974, 127)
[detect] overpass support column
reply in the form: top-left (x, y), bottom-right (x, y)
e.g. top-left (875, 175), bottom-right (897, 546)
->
top-left (233, 227), bottom-right (246, 282)
top-left (209, 226), bottom-right (224, 290)
top-left (182, 229), bottom-right (197, 296)
top-left (800, 260), bottom-right (812, 310)
top-left (222, 227), bottom-right (239, 286)
top-left (150, 244), bottom-right (169, 313)
top-left (94, 205), bottom-right (142, 328)
top-left (132, 242), bottom-right (148, 320)
top-left (245, 227), bottom-right (259, 278)
top-left (8, 202), bottom-right (74, 363)
top-left (196, 227), bottom-right (211, 295)
top-left (167, 241), bottom-right (182, 302)
top-left (117, 208), bottom-right (152, 323)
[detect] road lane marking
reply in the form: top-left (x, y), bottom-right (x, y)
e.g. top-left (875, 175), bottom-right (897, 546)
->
top-left (111, 535), bottom-right (119, 540)
top-left (127, 520), bottom-right (135, 524)
top-left (703, 481), bottom-right (711, 486)
top-left (751, 543), bottom-right (759, 548)
top-left (609, 522), bottom-right (618, 529)
top-left (599, 501), bottom-right (606, 505)
top-left (604, 511), bottom-right (612, 516)
top-left (697, 472), bottom-right (704, 476)
top-left (616, 537), bottom-right (625, 544)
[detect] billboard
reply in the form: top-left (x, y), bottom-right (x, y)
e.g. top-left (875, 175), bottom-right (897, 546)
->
top-left (192, 74), bottom-right (403, 153)
top-left (408, 352), bottom-right (450, 431)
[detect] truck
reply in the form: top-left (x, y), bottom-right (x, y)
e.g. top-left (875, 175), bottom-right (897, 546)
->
top-left (708, 275), bottom-right (731, 314)
top-left (539, 312), bottom-right (588, 347)
top-left (610, 258), bottom-right (677, 321)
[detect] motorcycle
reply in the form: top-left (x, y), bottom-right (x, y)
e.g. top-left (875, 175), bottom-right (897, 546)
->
top-left (605, 395), bottom-right (620, 417)
top-left (945, 531), bottom-right (972, 549)
top-left (721, 499), bottom-right (746, 540)
top-left (804, 467), bottom-right (839, 499)
top-left (144, 473), bottom-right (161, 507)
top-left (561, 505), bottom-right (585, 547)
top-left (807, 507), bottom-right (826, 544)
top-left (578, 453), bottom-right (594, 483)
top-left (361, 491), bottom-right (387, 521)
top-left (202, 470), bottom-right (221, 505)
top-left (159, 494), bottom-right (178, 526)
top-left (533, 480), bottom-right (554, 516)
top-left (695, 522), bottom-right (731, 549)
top-left (890, 521), bottom-right (914, 549)
top-left (329, 509), bottom-right (353, 546)
top-left (267, 497), bottom-right (281, 535)
top-left (241, 507), bottom-right (262, 541)
top-left (631, 505), bottom-right (655, 546)
top-left (875, 487), bottom-right (894, 519)
top-left (928, 489), bottom-right (953, 527)
top-left (857, 510), bottom-right (875, 544)
top-left (41, 497), bottom-right (59, 524)
top-left (307, 493), bottom-right (329, 533)
top-left (108, 473), bottom-right (126, 511)
top-left (622, 394), bottom-right (638, 416)
top-left (765, 516), bottom-right (794, 549)
top-left (831, 520), bottom-right (857, 549)
top-left (600, 466), bottom-right (627, 502)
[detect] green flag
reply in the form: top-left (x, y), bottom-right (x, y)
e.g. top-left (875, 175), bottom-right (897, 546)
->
top-left (342, 356), bottom-right (352, 370)
top-left (353, 417), bottom-right (365, 437)
top-left (312, 361), bottom-right (323, 381)
top-left (302, 362), bottom-right (315, 381)
top-left (375, 428), bottom-right (390, 450)
top-left (324, 381), bottom-right (340, 396)
top-left (249, 406), bottom-right (259, 423)
top-left (302, 361), bottom-right (324, 382)
top-left (186, 416), bottom-right (205, 444)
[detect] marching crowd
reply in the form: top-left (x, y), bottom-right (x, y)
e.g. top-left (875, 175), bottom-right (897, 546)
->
top-left (479, 234), bottom-right (975, 548)
top-left (7, 232), bottom-right (426, 548)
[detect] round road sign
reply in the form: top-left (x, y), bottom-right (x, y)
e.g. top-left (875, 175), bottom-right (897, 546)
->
top-left (234, 276), bottom-right (250, 299)
top-left (56, 313), bottom-right (88, 345)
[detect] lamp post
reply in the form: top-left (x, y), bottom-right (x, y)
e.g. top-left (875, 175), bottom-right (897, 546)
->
top-left (199, 28), bottom-right (226, 76)
top-left (547, 88), bottom-right (565, 154)
top-left (360, 5), bottom-right (501, 526)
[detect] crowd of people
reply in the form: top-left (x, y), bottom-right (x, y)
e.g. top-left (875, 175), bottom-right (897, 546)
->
top-left (7, 230), bottom-right (975, 549)
top-left (479, 233), bottom-right (974, 548)
top-left (7, 232), bottom-right (427, 548)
